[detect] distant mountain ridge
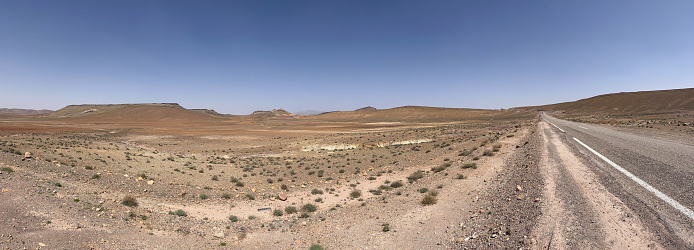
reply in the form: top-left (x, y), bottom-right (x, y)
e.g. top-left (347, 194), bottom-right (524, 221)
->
top-left (0, 108), bottom-right (53, 116)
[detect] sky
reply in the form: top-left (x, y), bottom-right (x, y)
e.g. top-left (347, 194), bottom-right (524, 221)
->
top-left (1, 1), bottom-right (693, 114)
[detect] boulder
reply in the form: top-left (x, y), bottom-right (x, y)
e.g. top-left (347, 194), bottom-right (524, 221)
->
top-left (278, 193), bottom-right (288, 201)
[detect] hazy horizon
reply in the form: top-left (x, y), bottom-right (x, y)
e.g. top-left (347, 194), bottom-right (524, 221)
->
top-left (2, 1), bottom-right (693, 114)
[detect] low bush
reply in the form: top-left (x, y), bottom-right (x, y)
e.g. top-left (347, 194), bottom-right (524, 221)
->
top-left (122, 195), bottom-right (138, 207)
top-left (228, 215), bottom-right (238, 222)
top-left (350, 189), bottom-right (362, 198)
top-left (285, 206), bottom-right (297, 214)
top-left (407, 170), bottom-right (424, 182)
top-left (301, 203), bottom-right (317, 213)
top-left (389, 180), bottom-right (404, 188)
top-left (421, 194), bottom-right (437, 206)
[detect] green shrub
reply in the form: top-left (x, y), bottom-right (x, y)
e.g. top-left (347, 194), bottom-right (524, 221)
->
top-left (122, 195), bottom-right (138, 207)
top-left (221, 193), bottom-right (231, 199)
top-left (350, 189), bottom-right (362, 198)
top-left (407, 170), bottom-right (424, 182)
top-left (199, 194), bottom-right (208, 200)
top-left (301, 203), bottom-right (317, 213)
top-left (91, 174), bottom-right (101, 179)
top-left (382, 223), bottom-right (390, 232)
top-left (229, 215), bottom-right (238, 222)
top-left (309, 244), bottom-right (324, 250)
top-left (273, 209), bottom-right (283, 216)
top-left (245, 194), bottom-right (255, 200)
top-left (483, 150), bottom-right (494, 156)
top-left (174, 209), bottom-right (187, 216)
top-left (418, 188), bottom-right (429, 193)
top-left (462, 163), bottom-right (477, 169)
top-left (285, 206), bottom-right (297, 214)
top-left (389, 180), bottom-right (403, 188)
top-left (311, 188), bottom-right (323, 195)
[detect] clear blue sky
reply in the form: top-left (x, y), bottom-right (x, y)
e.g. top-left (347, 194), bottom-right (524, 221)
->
top-left (1, 1), bottom-right (693, 114)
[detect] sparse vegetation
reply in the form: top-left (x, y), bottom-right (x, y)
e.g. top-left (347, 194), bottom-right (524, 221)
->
top-left (301, 203), bottom-right (317, 213)
top-left (122, 195), bottom-right (138, 207)
top-left (389, 180), bottom-right (403, 188)
top-left (421, 194), bottom-right (437, 206)
top-left (350, 189), bottom-right (362, 198)
top-left (285, 206), bottom-right (297, 214)
top-left (407, 170), bottom-right (424, 183)
top-left (229, 215), bottom-right (238, 222)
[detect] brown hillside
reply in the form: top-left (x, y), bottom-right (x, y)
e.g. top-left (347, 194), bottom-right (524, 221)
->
top-left (48, 103), bottom-right (225, 124)
top-left (312, 106), bottom-right (531, 123)
top-left (517, 88), bottom-right (694, 115)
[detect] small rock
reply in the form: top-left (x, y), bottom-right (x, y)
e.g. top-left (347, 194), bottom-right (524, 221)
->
top-left (278, 193), bottom-right (288, 201)
top-left (24, 152), bottom-right (31, 158)
top-left (517, 195), bottom-right (525, 200)
top-left (534, 198), bottom-right (540, 202)
top-left (137, 177), bottom-right (143, 181)
top-left (491, 233), bottom-right (498, 238)
top-left (38, 242), bottom-right (46, 247)
top-left (147, 180), bottom-right (154, 185)
top-left (515, 185), bottom-right (522, 191)
top-left (213, 232), bottom-right (225, 238)
top-left (456, 238), bottom-right (465, 243)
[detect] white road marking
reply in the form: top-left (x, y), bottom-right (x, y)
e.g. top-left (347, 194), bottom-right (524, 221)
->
top-left (578, 126), bottom-right (589, 130)
top-left (545, 120), bottom-right (565, 133)
top-left (573, 138), bottom-right (694, 222)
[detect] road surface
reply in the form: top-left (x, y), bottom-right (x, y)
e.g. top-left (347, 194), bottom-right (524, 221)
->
top-left (536, 113), bottom-right (694, 249)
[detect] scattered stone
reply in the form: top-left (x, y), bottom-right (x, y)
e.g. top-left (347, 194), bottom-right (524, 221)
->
top-left (517, 195), bottom-right (525, 200)
top-left (137, 177), bottom-right (143, 181)
top-left (456, 238), bottom-right (465, 243)
top-left (38, 242), bottom-right (46, 247)
top-left (24, 152), bottom-right (31, 158)
top-left (213, 232), bottom-right (225, 238)
top-left (147, 180), bottom-right (154, 185)
top-left (515, 185), bottom-right (522, 191)
top-left (278, 193), bottom-right (288, 201)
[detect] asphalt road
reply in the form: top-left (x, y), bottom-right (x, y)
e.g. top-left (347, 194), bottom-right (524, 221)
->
top-left (542, 113), bottom-right (694, 248)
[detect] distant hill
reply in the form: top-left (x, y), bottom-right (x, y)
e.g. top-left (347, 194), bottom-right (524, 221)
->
top-left (312, 105), bottom-right (529, 122)
top-left (251, 109), bottom-right (298, 118)
top-left (354, 106), bottom-right (377, 112)
top-left (0, 108), bottom-right (53, 116)
top-left (516, 88), bottom-right (694, 115)
top-left (46, 103), bottom-right (225, 123)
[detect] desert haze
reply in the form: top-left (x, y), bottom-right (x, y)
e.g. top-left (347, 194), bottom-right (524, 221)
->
top-left (1, 88), bottom-right (694, 249)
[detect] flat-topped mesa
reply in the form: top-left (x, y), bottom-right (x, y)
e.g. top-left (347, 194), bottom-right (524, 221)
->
top-left (251, 108), bottom-right (295, 117)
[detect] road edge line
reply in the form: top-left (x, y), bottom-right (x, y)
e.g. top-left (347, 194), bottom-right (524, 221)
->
top-left (573, 137), bottom-right (694, 221)
top-left (544, 119), bottom-right (565, 133)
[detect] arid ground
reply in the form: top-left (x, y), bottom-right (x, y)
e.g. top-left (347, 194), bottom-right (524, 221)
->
top-left (2, 88), bottom-right (694, 249)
